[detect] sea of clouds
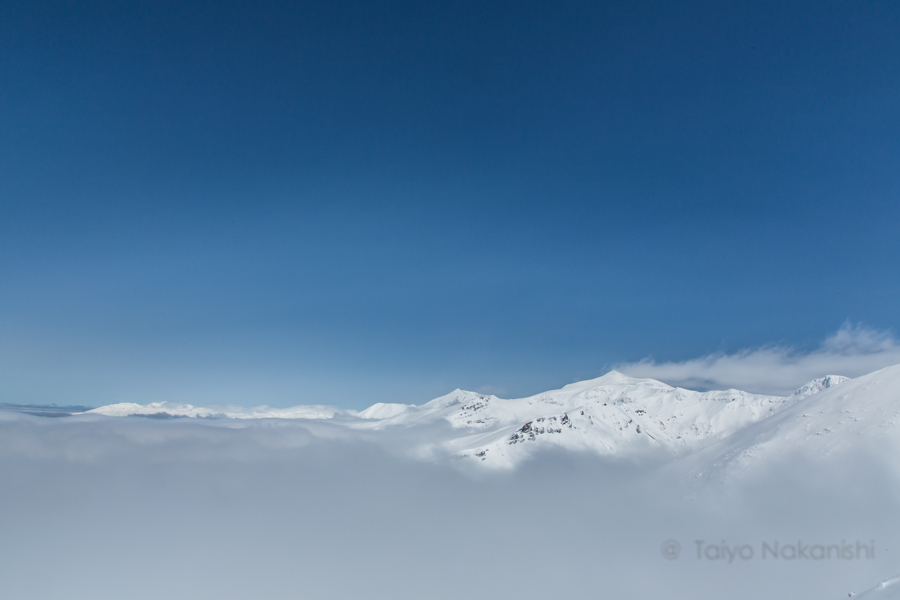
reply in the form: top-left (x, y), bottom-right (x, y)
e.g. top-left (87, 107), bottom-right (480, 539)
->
top-left (0, 407), bottom-right (898, 599)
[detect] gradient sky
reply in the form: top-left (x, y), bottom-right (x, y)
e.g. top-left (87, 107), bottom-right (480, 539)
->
top-left (1, 0), bottom-right (898, 408)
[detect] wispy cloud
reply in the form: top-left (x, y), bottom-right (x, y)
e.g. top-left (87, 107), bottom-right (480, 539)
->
top-left (616, 323), bottom-right (900, 395)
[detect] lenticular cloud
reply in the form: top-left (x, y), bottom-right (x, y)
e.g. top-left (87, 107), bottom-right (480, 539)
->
top-left (616, 323), bottom-right (900, 395)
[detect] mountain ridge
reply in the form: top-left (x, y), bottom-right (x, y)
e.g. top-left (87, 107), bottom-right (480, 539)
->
top-left (73, 368), bottom-right (897, 471)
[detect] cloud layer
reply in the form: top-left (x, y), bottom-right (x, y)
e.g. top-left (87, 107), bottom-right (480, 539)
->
top-left (0, 410), bottom-right (897, 600)
top-left (616, 324), bottom-right (900, 396)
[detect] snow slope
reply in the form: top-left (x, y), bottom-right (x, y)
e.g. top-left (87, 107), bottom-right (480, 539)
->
top-left (686, 365), bottom-right (900, 481)
top-left (854, 575), bottom-right (900, 599)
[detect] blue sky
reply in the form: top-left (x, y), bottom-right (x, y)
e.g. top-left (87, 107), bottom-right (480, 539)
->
top-left (1, 0), bottom-right (898, 408)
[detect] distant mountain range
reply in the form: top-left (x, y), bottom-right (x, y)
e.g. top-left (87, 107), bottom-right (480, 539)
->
top-left (74, 365), bottom-right (900, 478)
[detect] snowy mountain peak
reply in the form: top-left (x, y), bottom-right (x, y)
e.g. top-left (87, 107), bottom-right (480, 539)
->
top-left (558, 370), bottom-right (673, 393)
top-left (356, 403), bottom-right (415, 420)
top-left (420, 389), bottom-right (494, 410)
top-left (788, 374), bottom-right (850, 400)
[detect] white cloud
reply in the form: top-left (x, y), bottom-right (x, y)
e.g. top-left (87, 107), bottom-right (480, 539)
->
top-left (615, 323), bottom-right (900, 396)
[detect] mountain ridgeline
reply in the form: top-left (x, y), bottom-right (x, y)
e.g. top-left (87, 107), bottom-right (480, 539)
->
top-left (78, 366), bottom-right (900, 476)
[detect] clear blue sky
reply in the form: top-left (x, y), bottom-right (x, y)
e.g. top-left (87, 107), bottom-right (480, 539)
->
top-left (1, 0), bottom-right (898, 408)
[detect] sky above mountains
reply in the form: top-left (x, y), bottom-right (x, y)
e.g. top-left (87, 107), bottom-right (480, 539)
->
top-left (1, 1), bottom-right (898, 408)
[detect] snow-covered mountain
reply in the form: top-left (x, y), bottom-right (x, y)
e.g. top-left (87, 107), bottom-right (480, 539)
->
top-left (787, 374), bottom-right (850, 400)
top-left (88, 401), bottom-right (342, 420)
top-left (397, 371), bottom-right (793, 468)
top-left (78, 368), bottom-right (890, 470)
top-left (686, 364), bottom-right (900, 482)
top-left (854, 575), bottom-right (900, 599)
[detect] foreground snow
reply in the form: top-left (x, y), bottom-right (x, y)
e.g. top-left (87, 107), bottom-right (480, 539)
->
top-left (856, 575), bottom-right (900, 598)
